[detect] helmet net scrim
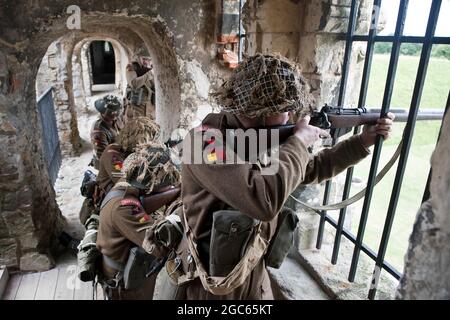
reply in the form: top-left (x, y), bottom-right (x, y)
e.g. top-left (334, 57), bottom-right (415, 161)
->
top-left (214, 54), bottom-right (313, 118)
top-left (122, 146), bottom-right (181, 194)
top-left (118, 117), bottom-right (161, 153)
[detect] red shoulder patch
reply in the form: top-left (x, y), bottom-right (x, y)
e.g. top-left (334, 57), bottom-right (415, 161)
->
top-left (120, 198), bottom-right (141, 207)
top-left (120, 198), bottom-right (145, 216)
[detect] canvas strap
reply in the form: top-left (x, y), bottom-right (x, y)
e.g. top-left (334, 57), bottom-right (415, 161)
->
top-left (182, 207), bottom-right (270, 295)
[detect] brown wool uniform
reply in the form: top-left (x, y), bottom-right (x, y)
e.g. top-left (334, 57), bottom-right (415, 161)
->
top-left (97, 144), bottom-right (127, 195)
top-left (96, 183), bottom-right (157, 300)
top-left (179, 112), bottom-right (371, 300)
top-left (90, 117), bottom-right (123, 166)
top-left (125, 70), bottom-right (155, 122)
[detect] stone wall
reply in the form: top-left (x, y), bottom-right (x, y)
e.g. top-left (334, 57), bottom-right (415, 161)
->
top-left (0, 0), bottom-right (229, 271)
top-left (243, 0), bottom-right (373, 107)
top-left (396, 106), bottom-right (450, 299)
top-left (0, 51), bottom-right (65, 272)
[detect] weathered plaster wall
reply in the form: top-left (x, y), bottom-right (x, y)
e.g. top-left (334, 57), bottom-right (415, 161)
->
top-left (0, 0), bottom-right (228, 271)
top-left (396, 107), bottom-right (450, 300)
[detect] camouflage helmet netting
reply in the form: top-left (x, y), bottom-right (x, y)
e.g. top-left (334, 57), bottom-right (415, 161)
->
top-left (103, 94), bottom-right (122, 110)
top-left (117, 117), bottom-right (161, 153)
top-left (214, 54), bottom-right (314, 118)
top-left (122, 145), bottom-right (181, 194)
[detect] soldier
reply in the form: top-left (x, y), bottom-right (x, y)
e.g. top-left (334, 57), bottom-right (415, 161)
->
top-left (96, 116), bottom-right (161, 198)
top-left (175, 54), bottom-right (395, 299)
top-left (96, 145), bottom-right (181, 300)
top-left (79, 117), bottom-right (161, 226)
top-left (90, 95), bottom-right (124, 169)
top-left (124, 55), bottom-right (156, 122)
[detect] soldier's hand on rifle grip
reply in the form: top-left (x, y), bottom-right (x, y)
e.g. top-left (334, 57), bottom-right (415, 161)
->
top-left (360, 112), bottom-right (396, 148)
top-left (293, 115), bottom-right (331, 147)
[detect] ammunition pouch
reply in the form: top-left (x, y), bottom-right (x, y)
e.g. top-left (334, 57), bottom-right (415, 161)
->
top-left (128, 87), bottom-right (146, 106)
top-left (265, 207), bottom-right (299, 268)
top-left (77, 214), bottom-right (101, 282)
top-left (123, 247), bottom-right (162, 290)
top-left (154, 214), bottom-right (184, 249)
top-left (81, 170), bottom-right (98, 199)
top-left (209, 210), bottom-right (259, 277)
top-left (103, 247), bottom-right (162, 291)
top-left (155, 254), bottom-right (189, 300)
top-left (182, 208), bottom-right (270, 296)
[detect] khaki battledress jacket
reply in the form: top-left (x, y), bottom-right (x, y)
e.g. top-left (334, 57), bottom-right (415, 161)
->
top-left (97, 144), bottom-right (127, 195)
top-left (90, 117), bottom-right (122, 169)
top-left (96, 183), bottom-right (158, 300)
top-left (80, 144), bottom-right (127, 225)
top-left (179, 111), bottom-right (371, 300)
top-left (125, 69), bottom-right (155, 121)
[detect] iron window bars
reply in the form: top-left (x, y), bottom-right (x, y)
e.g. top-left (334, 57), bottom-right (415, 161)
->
top-left (314, 0), bottom-right (449, 300)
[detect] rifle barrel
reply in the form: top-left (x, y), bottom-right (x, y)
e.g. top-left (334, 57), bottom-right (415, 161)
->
top-left (255, 108), bottom-right (444, 145)
top-left (366, 108), bottom-right (444, 122)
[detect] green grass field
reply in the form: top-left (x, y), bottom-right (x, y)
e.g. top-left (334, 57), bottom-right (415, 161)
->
top-left (342, 54), bottom-right (449, 272)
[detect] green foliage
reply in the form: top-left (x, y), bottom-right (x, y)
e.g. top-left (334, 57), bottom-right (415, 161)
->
top-left (374, 43), bottom-right (450, 60)
top-left (349, 55), bottom-right (450, 271)
top-left (374, 42), bottom-right (392, 54)
top-left (400, 43), bottom-right (422, 56)
top-left (432, 44), bottom-right (450, 60)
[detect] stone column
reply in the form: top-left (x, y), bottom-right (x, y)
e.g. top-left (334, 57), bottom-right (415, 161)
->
top-left (396, 103), bottom-right (450, 299)
top-left (0, 51), bottom-right (64, 272)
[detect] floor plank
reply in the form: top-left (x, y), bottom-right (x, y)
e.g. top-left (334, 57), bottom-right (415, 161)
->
top-left (35, 268), bottom-right (59, 300)
top-left (73, 265), bottom-right (94, 300)
top-left (1, 274), bottom-right (22, 300)
top-left (0, 267), bottom-right (9, 298)
top-left (96, 283), bottom-right (105, 300)
top-left (15, 273), bottom-right (40, 300)
top-left (53, 263), bottom-right (77, 300)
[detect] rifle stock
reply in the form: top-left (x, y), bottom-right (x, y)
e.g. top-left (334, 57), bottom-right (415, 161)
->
top-left (141, 187), bottom-right (181, 213)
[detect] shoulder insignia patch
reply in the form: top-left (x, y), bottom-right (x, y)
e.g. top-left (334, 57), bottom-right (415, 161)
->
top-left (120, 198), bottom-right (146, 217)
top-left (139, 214), bottom-right (151, 223)
top-left (112, 155), bottom-right (123, 171)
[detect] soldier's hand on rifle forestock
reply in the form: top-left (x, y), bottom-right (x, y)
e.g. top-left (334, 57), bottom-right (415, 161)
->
top-left (360, 112), bottom-right (396, 148)
top-left (293, 115), bottom-right (331, 147)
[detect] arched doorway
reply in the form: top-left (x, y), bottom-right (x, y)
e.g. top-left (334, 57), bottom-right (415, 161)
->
top-left (89, 41), bottom-right (116, 90)
top-left (0, 12), bottom-right (184, 271)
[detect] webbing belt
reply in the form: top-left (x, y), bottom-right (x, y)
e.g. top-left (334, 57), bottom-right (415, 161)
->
top-left (103, 255), bottom-right (124, 272)
top-left (289, 139), bottom-right (403, 212)
top-left (100, 189), bottom-right (127, 210)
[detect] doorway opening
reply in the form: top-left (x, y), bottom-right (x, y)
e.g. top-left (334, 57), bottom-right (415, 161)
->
top-left (89, 41), bottom-right (116, 91)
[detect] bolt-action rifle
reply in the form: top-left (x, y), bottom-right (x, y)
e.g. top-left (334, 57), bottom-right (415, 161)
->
top-left (270, 104), bottom-right (444, 142)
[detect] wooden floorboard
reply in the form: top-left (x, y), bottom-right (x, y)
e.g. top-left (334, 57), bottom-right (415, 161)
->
top-left (53, 264), bottom-right (77, 300)
top-left (15, 272), bottom-right (40, 300)
top-left (2, 274), bottom-right (22, 300)
top-left (35, 268), bottom-right (59, 300)
top-left (3, 252), bottom-right (100, 300)
top-left (73, 265), bottom-right (94, 300)
top-left (0, 267), bottom-right (9, 298)
top-left (96, 283), bottom-right (105, 300)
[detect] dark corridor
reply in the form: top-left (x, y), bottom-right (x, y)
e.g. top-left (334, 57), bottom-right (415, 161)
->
top-left (89, 41), bottom-right (115, 85)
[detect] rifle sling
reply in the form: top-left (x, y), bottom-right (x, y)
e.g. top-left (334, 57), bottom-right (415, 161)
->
top-left (289, 139), bottom-right (403, 212)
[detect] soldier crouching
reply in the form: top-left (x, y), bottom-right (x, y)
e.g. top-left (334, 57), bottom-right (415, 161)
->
top-left (96, 145), bottom-right (181, 300)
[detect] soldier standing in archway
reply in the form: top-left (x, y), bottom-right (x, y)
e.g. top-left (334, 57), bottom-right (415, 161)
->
top-left (124, 55), bottom-right (156, 122)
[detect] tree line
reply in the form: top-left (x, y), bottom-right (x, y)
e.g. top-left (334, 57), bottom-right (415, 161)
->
top-left (374, 43), bottom-right (450, 60)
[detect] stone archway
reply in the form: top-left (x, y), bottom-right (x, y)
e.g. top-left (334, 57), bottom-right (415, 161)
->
top-left (1, 0), bottom-right (226, 272)
top-left (0, 12), bottom-right (184, 271)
